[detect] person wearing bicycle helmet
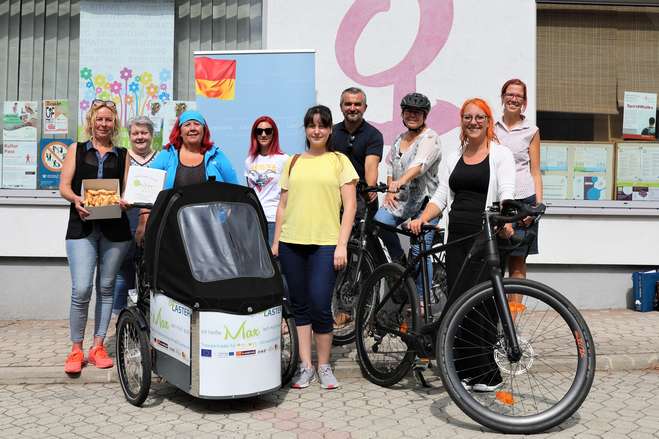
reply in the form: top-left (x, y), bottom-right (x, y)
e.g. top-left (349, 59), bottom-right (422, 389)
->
top-left (409, 98), bottom-right (515, 392)
top-left (374, 92), bottom-right (442, 297)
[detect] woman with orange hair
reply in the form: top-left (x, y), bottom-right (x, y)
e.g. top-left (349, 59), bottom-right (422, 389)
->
top-left (409, 98), bottom-right (515, 391)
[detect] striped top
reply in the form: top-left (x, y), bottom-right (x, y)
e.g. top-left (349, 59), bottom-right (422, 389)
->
top-left (494, 117), bottom-right (539, 199)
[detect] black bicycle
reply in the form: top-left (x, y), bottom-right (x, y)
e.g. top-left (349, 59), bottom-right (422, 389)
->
top-left (354, 200), bottom-right (595, 434)
top-left (332, 183), bottom-right (448, 346)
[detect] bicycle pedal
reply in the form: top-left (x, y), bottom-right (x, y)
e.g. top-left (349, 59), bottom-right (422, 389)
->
top-left (413, 356), bottom-right (430, 370)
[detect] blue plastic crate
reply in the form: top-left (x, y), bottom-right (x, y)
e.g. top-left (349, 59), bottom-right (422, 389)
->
top-left (632, 270), bottom-right (659, 312)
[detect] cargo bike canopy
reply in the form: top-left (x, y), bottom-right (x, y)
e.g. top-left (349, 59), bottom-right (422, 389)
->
top-left (143, 181), bottom-right (283, 314)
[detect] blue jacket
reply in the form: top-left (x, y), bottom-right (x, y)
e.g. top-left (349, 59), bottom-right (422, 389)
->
top-left (150, 144), bottom-right (239, 189)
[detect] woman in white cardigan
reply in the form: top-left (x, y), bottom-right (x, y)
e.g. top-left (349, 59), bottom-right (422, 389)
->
top-left (409, 97), bottom-right (515, 391)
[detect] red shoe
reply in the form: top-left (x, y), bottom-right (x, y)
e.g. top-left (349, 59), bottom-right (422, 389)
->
top-left (64, 350), bottom-right (86, 374)
top-left (88, 345), bottom-right (114, 369)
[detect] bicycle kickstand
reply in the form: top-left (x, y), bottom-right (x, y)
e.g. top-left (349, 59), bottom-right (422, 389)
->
top-left (413, 356), bottom-right (432, 388)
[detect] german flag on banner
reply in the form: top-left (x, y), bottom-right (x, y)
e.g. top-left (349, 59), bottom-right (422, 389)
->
top-left (194, 57), bottom-right (236, 100)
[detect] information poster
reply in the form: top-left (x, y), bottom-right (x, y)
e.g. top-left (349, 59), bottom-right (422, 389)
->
top-left (198, 306), bottom-right (281, 396)
top-left (541, 142), bottom-right (614, 200)
top-left (149, 100), bottom-right (197, 148)
top-left (38, 139), bottom-right (71, 189)
top-left (3, 101), bottom-right (38, 141)
top-left (616, 143), bottom-right (659, 201)
top-left (623, 91), bottom-right (657, 140)
top-left (149, 292), bottom-right (191, 366)
top-left (43, 100), bottom-right (69, 135)
top-left (2, 141), bottom-right (38, 189)
top-left (195, 51), bottom-right (315, 179)
top-left (78, 1), bottom-right (174, 144)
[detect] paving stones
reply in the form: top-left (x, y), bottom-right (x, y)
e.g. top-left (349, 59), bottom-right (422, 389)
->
top-left (0, 370), bottom-right (657, 438)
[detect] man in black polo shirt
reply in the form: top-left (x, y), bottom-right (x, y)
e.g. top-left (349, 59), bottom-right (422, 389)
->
top-left (330, 87), bottom-right (384, 218)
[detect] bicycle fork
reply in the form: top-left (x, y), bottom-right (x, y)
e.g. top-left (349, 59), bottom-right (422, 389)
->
top-left (484, 217), bottom-right (522, 363)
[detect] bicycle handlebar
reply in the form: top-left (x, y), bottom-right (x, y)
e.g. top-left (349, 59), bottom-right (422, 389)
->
top-left (357, 182), bottom-right (406, 194)
top-left (489, 200), bottom-right (546, 225)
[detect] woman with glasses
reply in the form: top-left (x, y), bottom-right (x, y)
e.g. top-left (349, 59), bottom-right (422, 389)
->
top-left (272, 105), bottom-right (358, 390)
top-left (374, 92), bottom-right (442, 299)
top-left (409, 98), bottom-right (515, 392)
top-left (59, 99), bottom-right (132, 375)
top-left (245, 116), bottom-right (289, 245)
top-left (112, 116), bottom-right (157, 316)
top-left (135, 110), bottom-right (239, 244)
top-left (494, 79), bottom-right (542, 281)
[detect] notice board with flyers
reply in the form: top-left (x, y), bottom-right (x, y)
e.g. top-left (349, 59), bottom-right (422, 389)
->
top-left (540, 142), bottom-right (614, 201)
top-left (615, 143), bottom-right (659, 201)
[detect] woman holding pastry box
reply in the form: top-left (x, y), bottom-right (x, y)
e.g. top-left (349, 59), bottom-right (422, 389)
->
top-left (59, 99), bottom-right (132, 375)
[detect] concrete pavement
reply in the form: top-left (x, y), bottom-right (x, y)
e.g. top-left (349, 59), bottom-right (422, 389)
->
top-left (1, 371), bottom-right (658, 438)
top-left (0, 309), bottom-right (657, 385)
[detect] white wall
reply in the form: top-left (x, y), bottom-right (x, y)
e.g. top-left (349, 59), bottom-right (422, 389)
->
top-left (0, 205), bottom-right (68, 257)
top-left (266, 0), bottom-right (536, 155)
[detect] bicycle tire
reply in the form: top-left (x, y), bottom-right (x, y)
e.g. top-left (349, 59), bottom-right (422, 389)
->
top-left (116, 310), bottom-right (152, 407)
top-left (332, 242), bottom-right (377, 346)
top-left (355, 263), bottom-right (419, 387)
top-left (436, 278), bottom-right (596, 434)
top-left (281, 316), bottom-right (299, 385)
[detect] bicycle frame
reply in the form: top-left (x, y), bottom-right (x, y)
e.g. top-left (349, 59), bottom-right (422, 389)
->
top-left (368, 210), bottom-right (524, 362)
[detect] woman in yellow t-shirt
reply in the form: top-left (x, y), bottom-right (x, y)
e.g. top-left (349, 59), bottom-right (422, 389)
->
top-left (272, 105), bottom-right (358, 390)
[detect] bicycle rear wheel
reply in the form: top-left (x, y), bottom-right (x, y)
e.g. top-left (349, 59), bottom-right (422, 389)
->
top-left (436, 278), bottom-right (595, 434)
top-left (332, 242), bottom-right (376, 346)
top-left (355, 263), bottom-right (418, 387)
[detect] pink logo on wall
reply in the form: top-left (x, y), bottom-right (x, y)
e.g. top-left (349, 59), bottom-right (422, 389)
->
top-left (335, 0), bottom-right (460, 143)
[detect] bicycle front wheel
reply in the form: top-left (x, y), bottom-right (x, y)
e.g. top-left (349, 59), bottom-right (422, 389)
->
top-left (436, 278), bottom-right (595, 434)
top-left (355, 263), bottom-right (418, 387)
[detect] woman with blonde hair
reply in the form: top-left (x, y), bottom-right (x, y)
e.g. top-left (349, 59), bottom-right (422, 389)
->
top-left (59, 99), bottom-right (132, 375)
top-left (409, 98), bottom-right (515, 392)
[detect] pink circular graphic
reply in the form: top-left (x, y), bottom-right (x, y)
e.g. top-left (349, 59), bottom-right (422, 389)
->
top-left (335, 0), bottom-right (460, 142)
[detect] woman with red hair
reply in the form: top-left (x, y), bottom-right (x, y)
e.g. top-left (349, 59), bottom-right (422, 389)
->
top-left (245, 116), bottom-right (289, 245)
top-left (494, 79), bottom-right (542, 281)
top-left (135, 110), bottom-right (238, 243)
top-left (409, 98), bottom-right (515, 392)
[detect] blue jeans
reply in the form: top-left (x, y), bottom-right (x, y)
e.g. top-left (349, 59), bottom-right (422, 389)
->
top-left (267, 221), bottom-right (275, 247)
top-left (113, 242), bottom-right (136, 314)
top-left (278, 243), bottom-right (336, 333)
top-left (66, 227), bottom-right (130, 342)
top-left (374, 208), bottom-right (438, 297)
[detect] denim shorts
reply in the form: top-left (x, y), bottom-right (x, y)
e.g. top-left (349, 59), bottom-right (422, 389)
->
top-left (510, 194), bottom-right (539, 257)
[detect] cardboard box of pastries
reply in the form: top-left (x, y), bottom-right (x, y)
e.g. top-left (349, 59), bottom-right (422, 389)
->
top-left (81, 179), bottom-right (122, 220)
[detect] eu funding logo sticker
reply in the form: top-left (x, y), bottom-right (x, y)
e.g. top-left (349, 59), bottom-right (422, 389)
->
top-left (201, 349), bottom-right (212, 358)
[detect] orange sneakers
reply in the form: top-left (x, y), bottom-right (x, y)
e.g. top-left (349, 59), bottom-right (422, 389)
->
top-left (88, 345), bottom-right (114, 369)
top-left (64, 350), bottom-right (86, 374)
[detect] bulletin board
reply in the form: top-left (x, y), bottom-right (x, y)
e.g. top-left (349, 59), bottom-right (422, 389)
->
top-left (541, 142), bottom-right (614, 200)
top-left (615, 143), bottom-right (659, 201)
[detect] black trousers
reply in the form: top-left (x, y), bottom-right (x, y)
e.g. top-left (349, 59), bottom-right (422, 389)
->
top-left (446, 224), bottom-right (502, 385)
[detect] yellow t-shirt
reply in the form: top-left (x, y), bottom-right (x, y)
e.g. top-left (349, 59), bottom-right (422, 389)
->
top-left (279, 152), bottom-right (358, 245)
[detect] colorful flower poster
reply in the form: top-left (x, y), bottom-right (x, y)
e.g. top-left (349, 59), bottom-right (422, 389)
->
top-left (2, 141), bottom-right (37, 189)
top-left (38, 139), bottom-right (71, 189)
top-left (42, 100), bottom-right (69, 136)
top-left (78, 0), bottom-right (174, 145)
top-left (3, 101), bottom-right (38, 142)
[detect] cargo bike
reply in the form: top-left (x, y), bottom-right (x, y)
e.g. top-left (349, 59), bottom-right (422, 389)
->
top-left (115, 181), bottom-right (299, 406)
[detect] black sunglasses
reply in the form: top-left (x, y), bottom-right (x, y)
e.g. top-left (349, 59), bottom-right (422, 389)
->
top-left (254, 127), bottom-right (273, 136)
top-left (346, 135), bottom-right (356, 155)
